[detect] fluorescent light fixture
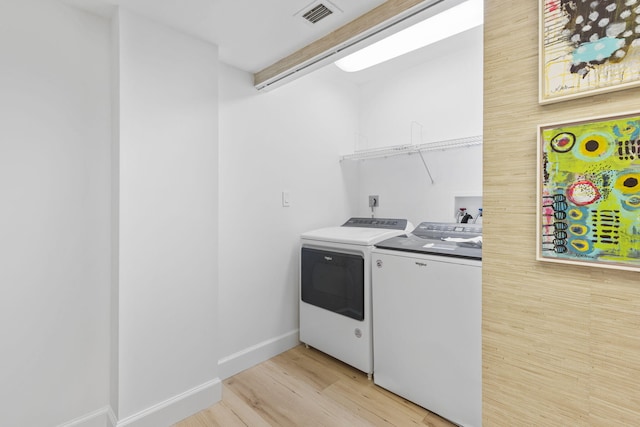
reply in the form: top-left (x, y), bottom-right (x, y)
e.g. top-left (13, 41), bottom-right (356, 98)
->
top-left (334, 0), bottom-right (483, 72)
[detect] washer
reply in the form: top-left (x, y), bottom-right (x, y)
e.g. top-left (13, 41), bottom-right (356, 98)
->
top-left (372, 222), bottom-right (482, 427)
top-left (299, 217), bottom-right (412, 378)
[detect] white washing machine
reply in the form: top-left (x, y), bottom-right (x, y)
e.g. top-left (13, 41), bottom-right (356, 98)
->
top-left (372, 222), bottom-right (482, 427)
top-left (299, 217), bottom-right (412, 378)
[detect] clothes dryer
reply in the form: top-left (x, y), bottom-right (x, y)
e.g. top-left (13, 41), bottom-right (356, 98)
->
top-left (299, 217), bottom-right (412, 378)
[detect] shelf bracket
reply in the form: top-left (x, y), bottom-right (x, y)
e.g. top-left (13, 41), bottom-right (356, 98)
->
top-left (417, 149), bottom-right (435, 184)
top-left (411, 121), bottom-right (434, 184)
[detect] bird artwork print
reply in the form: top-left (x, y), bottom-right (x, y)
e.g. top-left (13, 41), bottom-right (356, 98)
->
top-left (559, 0), bottom-right (640, 77)
top-left (542, 0), bottom-right (640, 101)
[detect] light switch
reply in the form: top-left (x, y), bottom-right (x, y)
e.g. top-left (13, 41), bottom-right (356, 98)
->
top-left (282, 191), bottom-right (290, 207)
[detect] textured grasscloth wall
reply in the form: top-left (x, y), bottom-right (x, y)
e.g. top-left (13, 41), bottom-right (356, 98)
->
top-left (483, 1), bottom-right (640, 425)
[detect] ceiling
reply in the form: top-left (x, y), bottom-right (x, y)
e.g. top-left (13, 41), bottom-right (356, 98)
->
top-left (61, 0), bottom-right (483, 88)
top-left (61, 0), bottom-right (389, 73)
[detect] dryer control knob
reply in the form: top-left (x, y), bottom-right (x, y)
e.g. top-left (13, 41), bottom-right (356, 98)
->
top-left (354, 328), bottom-right (362, 338)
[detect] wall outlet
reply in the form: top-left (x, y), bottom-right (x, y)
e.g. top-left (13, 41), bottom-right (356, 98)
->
top-left (369, 195), bottom-right (379, 207)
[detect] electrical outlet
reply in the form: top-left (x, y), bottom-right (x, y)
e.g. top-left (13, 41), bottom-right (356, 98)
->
top-left (369, 195), bottom-right (379, 207)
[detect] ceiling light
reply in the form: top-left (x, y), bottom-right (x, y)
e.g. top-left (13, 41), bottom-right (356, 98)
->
top-left (334, 0), bottom-right (483, 72)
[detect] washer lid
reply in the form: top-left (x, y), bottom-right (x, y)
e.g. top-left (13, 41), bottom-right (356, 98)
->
top-left (374, 222), bottom-right (482, 260)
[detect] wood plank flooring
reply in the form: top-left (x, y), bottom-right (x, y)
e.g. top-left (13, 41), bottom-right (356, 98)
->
top-left (173, 345), bottom-right (455, 427)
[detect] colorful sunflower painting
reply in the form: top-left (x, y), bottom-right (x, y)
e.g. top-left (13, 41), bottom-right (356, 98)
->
top-left (540, 113), bottom-right (640, 269)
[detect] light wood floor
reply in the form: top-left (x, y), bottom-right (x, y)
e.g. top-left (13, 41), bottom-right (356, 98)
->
top-left (173, 344), bottom-right (455, 427)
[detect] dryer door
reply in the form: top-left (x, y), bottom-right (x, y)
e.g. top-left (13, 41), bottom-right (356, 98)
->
top-left (301, 247), bottom-right (364, 321)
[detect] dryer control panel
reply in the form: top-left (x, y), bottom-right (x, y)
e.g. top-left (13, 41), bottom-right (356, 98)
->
top-left (342, 217), bottom-right (408, 230)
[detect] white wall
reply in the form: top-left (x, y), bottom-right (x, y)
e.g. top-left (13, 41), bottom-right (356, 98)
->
top-left (0, 2), bottom-right (482, 424)
top-left (217, 25), bottom-right (483, 375)
top-left (351, 26), bottom-right (484, 224)
top-left (0, 0), bottom-right (112, 426)
top-left (217, 64), bottom-right (359, 376)
top-left (115, 8), bottom-right (220, 425)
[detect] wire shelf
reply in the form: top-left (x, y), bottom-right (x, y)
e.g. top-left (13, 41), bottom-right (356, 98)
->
top-left (340, 135), bottom-right (483, 161)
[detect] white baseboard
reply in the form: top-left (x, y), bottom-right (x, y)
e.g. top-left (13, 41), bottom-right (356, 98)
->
top-left (116, 378), bottom-right (221, 427)
top-left (107, 407), bottom-right (117, 427)
top-left (58, 331), bottom-right (297, 427)
top-left (218, 329), bottom-right (300, 380)
top-left (57, 379), bottom-right (220, 427)
top-left (58, 405), bottom-right (117, 427)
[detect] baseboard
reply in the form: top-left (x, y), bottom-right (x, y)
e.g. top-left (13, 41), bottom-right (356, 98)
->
top-left (116, 378), bottom-right (221, 427)
top-left (57, 330), bottom-right (296, 427)
top-left (57, 405), bottom-right (117, 427)
top-left (107, 407), bottom-right (117, 427)
top-left (218, 329), bottom-right (300, 380)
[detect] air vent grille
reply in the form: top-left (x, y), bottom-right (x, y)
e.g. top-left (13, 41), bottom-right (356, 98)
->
top-left (302, 4), bottom-right (333, 24)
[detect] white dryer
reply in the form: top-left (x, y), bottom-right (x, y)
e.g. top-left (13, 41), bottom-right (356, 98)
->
top-left (299, 218), bottom-right (412, 378)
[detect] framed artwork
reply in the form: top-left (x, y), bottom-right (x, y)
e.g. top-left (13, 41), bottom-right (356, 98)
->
top-left (537, 111), bottom-right (640, 271)
top-left (540, 0), bottom-right (640, 104)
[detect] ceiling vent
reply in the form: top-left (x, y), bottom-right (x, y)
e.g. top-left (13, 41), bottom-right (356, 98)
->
top-left (294, 1), bottom-right (342, 25)
top-left (302, 3), bottom-right (333, 24)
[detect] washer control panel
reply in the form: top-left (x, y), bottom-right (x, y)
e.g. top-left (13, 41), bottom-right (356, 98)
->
top-left (414, 222), bottom-right (482, 239)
